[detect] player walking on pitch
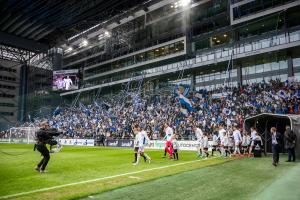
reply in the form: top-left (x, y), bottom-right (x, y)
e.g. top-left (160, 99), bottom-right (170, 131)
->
top-left (233, 125), bottom-right (242, 155)
top-left (132, 124), bottom-right (151, 165)
top-left (194, 126), bottom-right (204, 157)
top-left (162, 123), bottom-right (174, 158)
top-left (172, 134), bottom-right (179, 160)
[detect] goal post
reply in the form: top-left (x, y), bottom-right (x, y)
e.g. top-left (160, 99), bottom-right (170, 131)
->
top-left (8, 127), bottom-right (39, 144)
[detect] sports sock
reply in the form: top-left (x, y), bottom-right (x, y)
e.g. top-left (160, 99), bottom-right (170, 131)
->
top-left (141, 153), bottom-right (147, 161)
top-left (134, 152), bottom-right (137, 162)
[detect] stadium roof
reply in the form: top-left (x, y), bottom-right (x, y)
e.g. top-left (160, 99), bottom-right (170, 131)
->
top-left (0, 0), bottom-right (150, 52)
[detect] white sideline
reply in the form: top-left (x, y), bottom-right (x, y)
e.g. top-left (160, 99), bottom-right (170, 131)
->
top-left (0, 158), bottom-right (218, 199)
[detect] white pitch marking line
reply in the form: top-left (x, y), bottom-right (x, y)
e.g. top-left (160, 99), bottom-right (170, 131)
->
top-left (0, 158), bottom-right (218, 199)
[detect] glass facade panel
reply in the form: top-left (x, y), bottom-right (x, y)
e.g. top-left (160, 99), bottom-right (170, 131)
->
top-left (279, 60), bottom-right (287, 69)
top-left (256, 64), bottom-right (263, 73)
top-left (204, 75), bottom-right (209, 82)
top-left (221, 73), bottom-right (226, 79)
top-left (295, 72), bottom-right (300, 81)
top-left (271, 62), bottom-right (279, 70)
top-left (264, 63), bottom-right (271, 72)
top-left (195, 68), bottom-right (237, 85)
top-left (293, 58), bottom-right (300, 68)
top-left (85, 40), bottom-right (185, 77)
top-left (169, 78), bottom-right (191, 85)
top-left (241, 59), bottom-right (289, 85)
top-left (248, 66), bottom-right (255, 74)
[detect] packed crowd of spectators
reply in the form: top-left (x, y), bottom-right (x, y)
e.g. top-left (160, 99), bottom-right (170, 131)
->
top-left (1, 79), bottom-right (299, 140)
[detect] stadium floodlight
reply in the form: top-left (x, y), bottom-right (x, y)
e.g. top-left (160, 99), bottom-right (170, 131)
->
top-left (78, 39), bottom-right (89, 48)
top-left (180, 0), bottom-right (191, 7)
top-left (104, 31), bottom-right (111, 37)
top-left (82, 39), bottom-right (88, 46)
top-left (98, 31), bottom-right (111, 41)
top-left (174, 2), bottom-right (179, 8)
top-left (65, 47), bottom-right (73, 54)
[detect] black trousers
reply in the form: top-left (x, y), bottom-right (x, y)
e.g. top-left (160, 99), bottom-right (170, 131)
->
top-left (36, 144), bottom-right (50, 171)
top-left (287, 147), bottom-right (296, 162)
top-left (99, 140), bottom-right (105, 146)
top-left (272, 144), bottom-right (280, 164)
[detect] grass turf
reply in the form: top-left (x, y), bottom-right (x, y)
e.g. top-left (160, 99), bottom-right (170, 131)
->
top-left (0, 144), bottom-right (298, 200)
top-left (81, 156), bottom-right (300, 200)
top-left (0, 144), bottom-right (230, 200)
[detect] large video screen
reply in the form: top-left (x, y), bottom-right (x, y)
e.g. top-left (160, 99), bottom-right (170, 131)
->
top-left (53, 69), bottom-right (79, 91)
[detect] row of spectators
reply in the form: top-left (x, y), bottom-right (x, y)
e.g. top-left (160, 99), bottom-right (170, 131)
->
top-left (1, 79), bottom-right (299, 140)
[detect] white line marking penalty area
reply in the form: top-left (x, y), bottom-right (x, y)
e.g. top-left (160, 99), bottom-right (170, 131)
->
top-left (0, 158), bottom-right (218, 199)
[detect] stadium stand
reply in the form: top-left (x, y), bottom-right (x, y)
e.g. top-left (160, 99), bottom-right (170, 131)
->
top-left (2, 78), bottom-right (298, 141)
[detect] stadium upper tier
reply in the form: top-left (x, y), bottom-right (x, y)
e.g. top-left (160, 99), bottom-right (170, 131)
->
top-left (59, 0), bottom-right (300, 97)
top-left (61, 27), bottom-right (300, 96)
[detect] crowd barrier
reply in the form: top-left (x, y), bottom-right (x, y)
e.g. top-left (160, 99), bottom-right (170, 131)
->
top-left (105, 139), bottom-right (213, 151)
top-left (58, 139), bottom-right (95, 146)
top-left (2, 138), bottom-right (213, 150)
top-left (106, 139), bottom-right (134, 148)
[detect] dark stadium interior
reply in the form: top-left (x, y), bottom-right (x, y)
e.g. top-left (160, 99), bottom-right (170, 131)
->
top-left (244, 114), bottom-right (292, 154)
top-left (0, 0), bottom-right (151, 48)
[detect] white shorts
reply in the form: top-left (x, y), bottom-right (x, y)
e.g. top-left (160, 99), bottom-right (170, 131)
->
top-left (197, 140), bottom-right (204, 148)
top-left (138, 146), bottom-right (145, 152)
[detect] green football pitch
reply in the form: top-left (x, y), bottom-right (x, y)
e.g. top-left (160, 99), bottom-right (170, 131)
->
top-left (0, 144), bottom-right (299, 200)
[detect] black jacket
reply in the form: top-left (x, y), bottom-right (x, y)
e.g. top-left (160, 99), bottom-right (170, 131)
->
top-left (284, 128), bottom-right (296, 149)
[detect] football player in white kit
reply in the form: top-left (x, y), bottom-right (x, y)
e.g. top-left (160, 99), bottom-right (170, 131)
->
top-left (232, 125), bottom-right (242, 155)
top-left (220, 131), bottom-right (231, 157)
top-left (211, 131), bottom-right (221, 156)
top-left (248, 127), bottom-right (258, 155)
top-left (218, 125), bottom-right (226, 156)
top-left (132, 124), bottom-right (151, 165)
top-left (63, 76), bottom-right (73, 90)
top-left (241, 132), bottom-right (251, 155)
top-left (171, 134), bottom-right (179, 160)
top-left (55, 76), bottom-right (64, 90)
top-left (194, 126), bottom-right (204, 157)
top-left (162, 123), bottom-right (174, 158)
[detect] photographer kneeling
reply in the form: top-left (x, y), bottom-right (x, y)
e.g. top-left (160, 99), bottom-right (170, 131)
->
top-left (34, 121), bottom-right (60, 173)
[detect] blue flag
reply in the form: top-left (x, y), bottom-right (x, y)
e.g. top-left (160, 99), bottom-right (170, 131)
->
top-left (53, 106), bottom-right (61, 116)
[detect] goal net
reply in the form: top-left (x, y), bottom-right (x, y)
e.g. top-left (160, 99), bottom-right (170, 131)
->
top-left (7, 127), bottom-right (38, 144)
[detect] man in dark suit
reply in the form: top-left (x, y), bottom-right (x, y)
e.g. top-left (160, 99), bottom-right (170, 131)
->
top-left (270, 127), bottom-right (281, 167)
top-left (284, 125), bottom-right (296, 162)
